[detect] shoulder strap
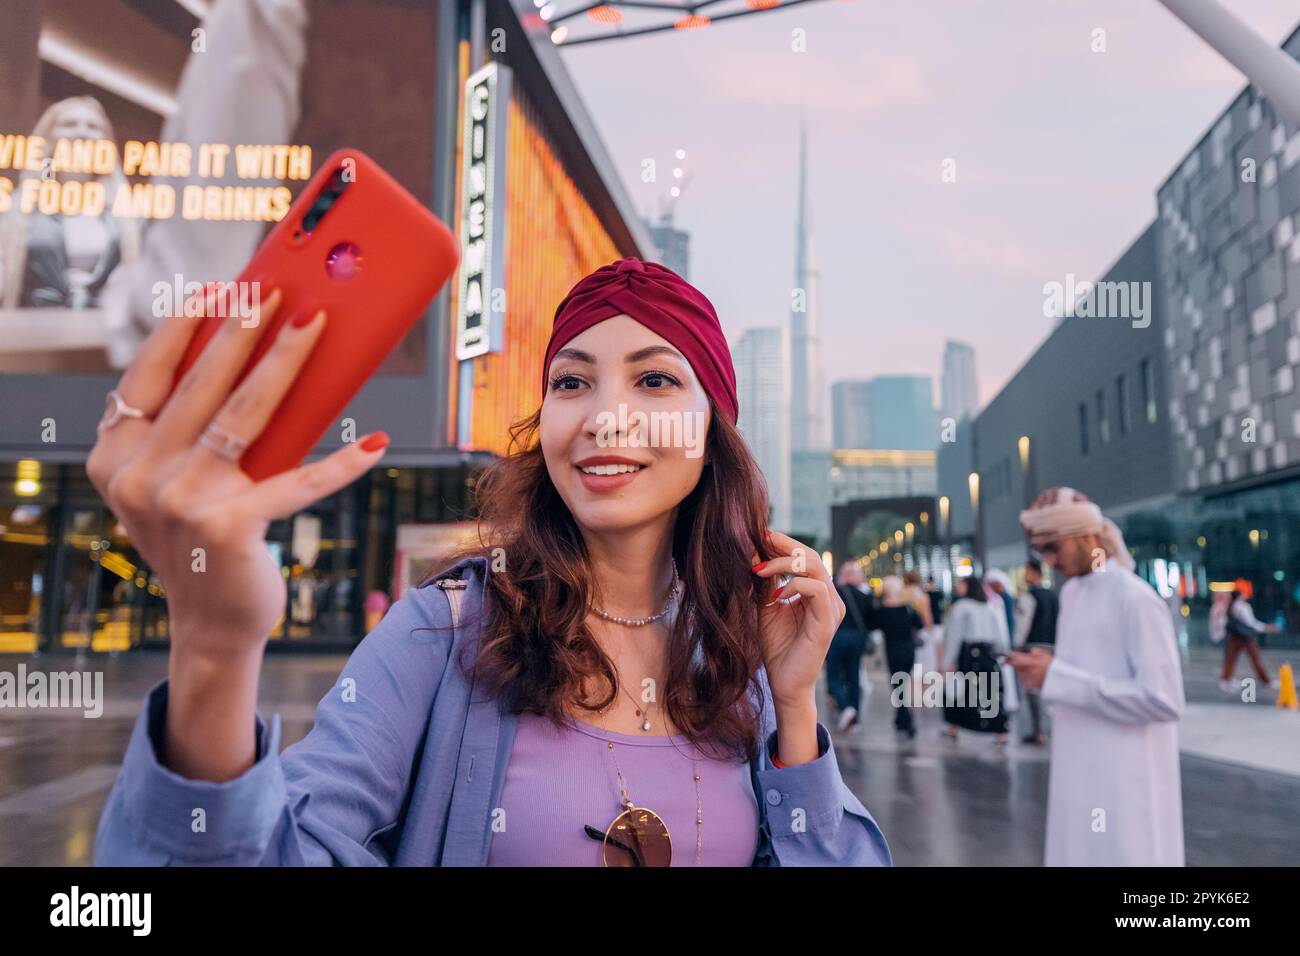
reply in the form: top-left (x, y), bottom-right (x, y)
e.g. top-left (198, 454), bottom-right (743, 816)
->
top-left (434, 576), bottom-right (467, 627)
top-left (837, 584), bottom-right (869, 633)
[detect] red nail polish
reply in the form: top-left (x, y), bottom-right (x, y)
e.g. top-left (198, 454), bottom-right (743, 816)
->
top-left (360, 432), bottom-right (389, 452)
top-left (292, 308), bottom-right (323, 328)
top-left (752, 560), bottom-right (769, 572)
top-left (772, 586), bottom-right (785, 600)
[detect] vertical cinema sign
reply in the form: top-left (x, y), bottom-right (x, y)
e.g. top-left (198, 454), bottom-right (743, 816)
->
top-left (456, 61), bottom-right (510, 360)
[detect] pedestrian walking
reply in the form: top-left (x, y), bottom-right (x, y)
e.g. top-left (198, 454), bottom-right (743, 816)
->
top-left (1219, 580), bottom-right (1280, 692)
top-left (828, 561), bottom-right (876, 731)
top-left (941, 574), bottom-right (1010, 743)
top-left (875, 576), bottom-right (922, 738)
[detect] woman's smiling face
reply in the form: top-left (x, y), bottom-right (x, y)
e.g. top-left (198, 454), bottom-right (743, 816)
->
top-left (540, 314), bottom-right (712, 535)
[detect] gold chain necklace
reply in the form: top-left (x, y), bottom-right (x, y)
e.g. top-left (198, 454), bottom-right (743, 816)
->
top-left (612, 672), bottom-right (657, 732)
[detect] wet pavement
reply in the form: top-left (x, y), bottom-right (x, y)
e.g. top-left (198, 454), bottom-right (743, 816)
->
top-left (0, 644), bottom-right (1296, 866)
top-left (829, 644), bottom-right (1299, 865)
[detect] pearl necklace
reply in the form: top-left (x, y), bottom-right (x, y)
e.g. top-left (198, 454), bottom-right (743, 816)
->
top-left (589, 558), bottom-right (680, 627)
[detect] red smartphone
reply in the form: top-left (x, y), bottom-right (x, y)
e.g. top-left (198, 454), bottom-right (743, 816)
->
top-left (172, 148), bottom-right (459, 481)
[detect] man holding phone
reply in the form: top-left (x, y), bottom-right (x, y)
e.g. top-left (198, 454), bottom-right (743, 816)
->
top-left (1009, 487), bottom-right (1184, 867)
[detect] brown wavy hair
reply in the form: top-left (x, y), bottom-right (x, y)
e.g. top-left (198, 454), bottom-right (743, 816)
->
top-left (439, 399), bottom-right (777, 763)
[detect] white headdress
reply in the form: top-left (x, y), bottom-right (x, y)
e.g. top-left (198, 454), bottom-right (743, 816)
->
top-left (1017, 487), bottom-right (1135, 572)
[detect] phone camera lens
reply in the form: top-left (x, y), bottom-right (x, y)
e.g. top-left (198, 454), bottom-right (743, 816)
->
top-left (326, 241), bottom-right (362, 280)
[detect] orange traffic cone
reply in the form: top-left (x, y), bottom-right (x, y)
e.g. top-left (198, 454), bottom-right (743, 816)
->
top-left (1277, 663), bottom-right (1299, 710)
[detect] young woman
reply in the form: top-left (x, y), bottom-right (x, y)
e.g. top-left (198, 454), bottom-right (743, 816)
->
top-left (90, 256), bottom-right (891, 866)
top-left (941, 574), bottom-right (1010, 744)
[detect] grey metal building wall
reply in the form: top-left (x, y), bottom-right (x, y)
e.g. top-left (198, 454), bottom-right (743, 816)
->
top-left (1158, 24), bottom-right (1300, 495)
top-left (935, 416), bottom-right (975, 541)
top-left (973, 222), bottom-right (1176, 562)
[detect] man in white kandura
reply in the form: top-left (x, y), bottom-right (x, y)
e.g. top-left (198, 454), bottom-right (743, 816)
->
top-left (1008, 487), bottom-right (1185, 867)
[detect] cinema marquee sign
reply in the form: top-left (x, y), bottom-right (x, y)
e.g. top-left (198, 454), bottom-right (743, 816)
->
top-left (455, 61), bottom-right (511, 360)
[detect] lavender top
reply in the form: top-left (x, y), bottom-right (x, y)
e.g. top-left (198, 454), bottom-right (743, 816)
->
top-left (487, 711), bottom-right (759, 866)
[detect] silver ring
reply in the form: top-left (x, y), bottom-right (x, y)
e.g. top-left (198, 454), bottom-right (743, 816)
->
top-left (762, 572), bottom-right (803, 607)
top-left (98, 389), bottom-right (148, 431)
top-left (198, 420), bottom-right (251, 462)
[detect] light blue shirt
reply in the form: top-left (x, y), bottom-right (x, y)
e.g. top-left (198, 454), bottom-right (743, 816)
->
top-left (94, 556), bottom-right (892, 866)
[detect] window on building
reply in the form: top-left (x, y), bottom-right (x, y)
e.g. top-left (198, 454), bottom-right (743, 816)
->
top-left (1116, 374), bottom-right (1130, 436)
top-left (1141, 358), bottom-right (1157, 423)
top-left (1097, 389), bottom-right (1110, 444)
top-left (1079, 402), bottom-right (1089, 455)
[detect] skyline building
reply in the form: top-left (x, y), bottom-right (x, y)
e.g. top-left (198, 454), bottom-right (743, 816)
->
top-left (734, 326), bottom-right (793, 532)
top-left (646, 217), bottom-right (690, 279)
top-left (867, 376), bottom-right (937, 451)
top-left (832, 380), bottom-right (874, 449)
top-left (941, 340), bottom-right (979, 424)
top-left (789, 119), bottom-right (829, 452)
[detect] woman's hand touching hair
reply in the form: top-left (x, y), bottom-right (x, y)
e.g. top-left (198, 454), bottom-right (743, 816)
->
top-left (750, 529), bottom-right (846, 715)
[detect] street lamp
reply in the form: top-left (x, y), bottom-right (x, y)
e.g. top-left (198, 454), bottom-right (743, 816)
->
top-left (939, 495), bottom-right (951, 576)
top-left (14, 459), bottom-right (40, 497)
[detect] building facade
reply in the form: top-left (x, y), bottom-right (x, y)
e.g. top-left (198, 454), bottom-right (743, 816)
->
top-left (940, 339), bottom-right (978, 423)
top-left (734, 326), bottom-right (792, 532)
top-left (790, 450), bottom-right (832, 546)
top-left (0, 0), bottom-right (646, 653)
top-left (789, 123), bottom-right (828, 452)
top-left (1152, 22), bottom-right (1300, 643)
top-left (830, 450), bottom-right (936, 504)
top-left (867, 376), bottom-right (936, 452)
top-left (1159, 60), bottom-right (1300, 493)
top-left (935, 415), bottom-right (976, 550)
top-left (646, 218), bottom-right (690, 280)
top-left (831, 380), bottom-right (873, 449)
top-left (939, 223), bottom-right (1176, 575)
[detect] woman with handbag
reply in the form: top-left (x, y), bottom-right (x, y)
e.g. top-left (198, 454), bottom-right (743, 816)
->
top-left (941, 574), bottom-right (1010, 744)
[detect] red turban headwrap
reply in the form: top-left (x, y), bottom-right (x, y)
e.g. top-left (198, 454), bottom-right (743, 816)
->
top-left (541, 257), bottom-right (739, 425)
